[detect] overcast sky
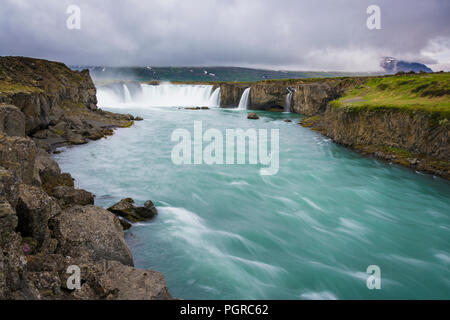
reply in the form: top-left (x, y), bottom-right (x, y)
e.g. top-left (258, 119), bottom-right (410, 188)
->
top-left (1, 0), bottom-right (449, 71)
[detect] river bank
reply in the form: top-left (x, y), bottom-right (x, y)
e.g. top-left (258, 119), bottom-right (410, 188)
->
top-left (0, 57), bottom-right (172, 299)
top-left (212, 73), bottom-right (450, 179)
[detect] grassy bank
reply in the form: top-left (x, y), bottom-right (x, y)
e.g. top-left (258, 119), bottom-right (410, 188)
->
top-left (330, 72), bottom-right (450, 120)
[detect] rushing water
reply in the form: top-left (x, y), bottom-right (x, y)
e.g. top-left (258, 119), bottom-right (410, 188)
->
top-left (97, 83), bottom-right (220, 108)
top-left (238, 88), bottom-right (251, 110)
top-left (54, 91), bottom-right (450, 300)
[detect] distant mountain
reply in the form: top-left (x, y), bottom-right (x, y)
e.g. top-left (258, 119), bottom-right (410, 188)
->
top-left (380, 57), bottom-right (433, 74)
top-left (69, 66), bottom-right (378, 82)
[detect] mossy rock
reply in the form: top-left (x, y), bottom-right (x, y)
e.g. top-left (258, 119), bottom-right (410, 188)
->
top-left (41, 171), bottom-right (74, 196)
top-left (120, 121), bottom-right (134, 128)
top-left (107, 198), bottom-right (158, 224)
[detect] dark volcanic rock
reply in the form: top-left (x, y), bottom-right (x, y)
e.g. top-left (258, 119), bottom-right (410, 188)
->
top-left (51, 186), bottom-right (94, 208)
top-left (0, 105), bottom-right (26, 137)
top-left (108, 198), bottom-right (158, 224)
top-left (247, 112), bottom-right (259, 120)
top-left (52, 205), bottom-right (134, 267)
top-left (16, 184), bottom-right (60, 252)
top-left (0, 134), bottom-right (39, 185)
top-left (0, 56), bottom-right (173, 300)
top-left (0, 167), bottom-right (20, 207)
top-left (71, 260), bottom-right (172, 300)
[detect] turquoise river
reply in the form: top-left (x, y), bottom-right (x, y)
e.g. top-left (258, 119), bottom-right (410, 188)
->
top-left (54, 97), bottom-right (450, 300)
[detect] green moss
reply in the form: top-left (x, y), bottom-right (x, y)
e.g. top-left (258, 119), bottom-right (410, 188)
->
top-left (299, 115), bottom-right (321, 127)
top-left (41, 172), bottom-right (74, 196)
top-left (53, 129), bottom-right (64, 136)
top-left (120, 121), bottom-right (134, 128)
top-left (61, 100), bottom-right (86, 111)
top-left (0, 80), bottom-right (43, 95)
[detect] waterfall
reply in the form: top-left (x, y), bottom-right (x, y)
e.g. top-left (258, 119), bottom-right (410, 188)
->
top-left (96, 83), bottom-right (220, 108)
top-left (208, 88), bottom-right (221, 107)
top-left (285, 92), bottom-right (292, 112)
top-left (238, 88), bottom-right (251, 110)
top-left (285, 87), bottom-right (295, 112)
top-left (123, 84), bottom-right (132, 103)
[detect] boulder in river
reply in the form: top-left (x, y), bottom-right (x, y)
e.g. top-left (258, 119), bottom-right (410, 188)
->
top-left (247, 112), bottom-right (259, 120)
top-left (107, 198), bottom-right (158, 224)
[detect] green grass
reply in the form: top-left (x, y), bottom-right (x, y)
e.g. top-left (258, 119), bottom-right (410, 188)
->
top-left (331, 73), bottom-right (450, 119)
top-left (0, 80), bottom-right (43, 95)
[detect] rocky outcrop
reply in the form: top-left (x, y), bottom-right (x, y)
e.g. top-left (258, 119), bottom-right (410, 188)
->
top-left (291, 82), bottom-right (341, 115)
top-left (248, 83), bottom-right (286, 110)
top-left (247, 112), bottom-right (259, 120)
top-left (219, 83), bottom-right (248, 108)
top-left (318, 107), bottom-right (450, 178)
top-left (52, 205), bottom-right (134, 267)
top-left (0, 105), bottom-right (26, 137)
top-left (322, 107), bottom-right (449, 161)
top-left (108, 198), bottom-right (158, 226)
top-left (51, 186), bottom-right (94, 208)
top-left (0, 57), bottom-right (135, 150)
top-left (0, 57), bottom-right (97, 134)
top-left (0, 134), bottom-right (40, 185)
top-left (0, 57), bottom-right (172, 300)
top-left (219, 76), bottom-right (448, 178)
top-left (219, 78), bottom-right (359, 112)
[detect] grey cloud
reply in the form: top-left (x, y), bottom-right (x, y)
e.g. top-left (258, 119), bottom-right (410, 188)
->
top-left (0, 0), bottom-right (449, 71)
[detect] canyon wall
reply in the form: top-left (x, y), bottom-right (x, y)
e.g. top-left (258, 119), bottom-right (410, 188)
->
top-left (0, 57), bottom-right (97, 134)
top-left (219, 77), bottom-right (449, 178)
top-left (0, 57), bottom-right (172, 299)
top-left (219, 78), bottom-right (360, 113)
top-left (322, 108), bottom-right (449, 161)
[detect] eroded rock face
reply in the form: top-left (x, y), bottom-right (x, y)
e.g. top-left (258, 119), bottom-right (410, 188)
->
top-left (0, 167), bottom-right (20, 207)
top-left (322, 107), bottom-right (450, 161)
top-left (16, 184), bottom-right (60, 252)
top-left (34, 147), bottom-right (61, 178)
top-left (51, 186), bottom-right (94, 208)
top-left (0, 57), bottom-right (173, 300)
top-left (0, 105), bottom-right (26, 137)
top-left (248, 83), bottom-right (286, 110)
top-left (219, 83), bottom-right (248, 108)
top-left (52, 205), bottom-right (134, 267)
top-left (0, 57), bottom-right (98, 134)
top-left (291, 83), bottom-right (341, 116)
top-left (0, 199), bottom-right (18, 241)
top-left (0, 134), bottom-right (39, 185)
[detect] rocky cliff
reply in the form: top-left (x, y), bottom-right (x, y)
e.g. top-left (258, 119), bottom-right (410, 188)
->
top-left (311, 106), bottom-right (449, 179)
top-left (219, 78), bottom-right (362, 113)
top-left (0, 57), bottom-right (172, 300)
top-left (219, 75), bottom-right (449, 178)
top-left (0, 57), bottom-right (139, 150)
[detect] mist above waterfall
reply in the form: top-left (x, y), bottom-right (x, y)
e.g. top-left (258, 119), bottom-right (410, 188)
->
top-left (97, 82), bottom-right (221, 108)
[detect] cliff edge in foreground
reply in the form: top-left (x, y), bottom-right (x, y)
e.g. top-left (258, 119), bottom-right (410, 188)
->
top-left (0, 57), bottom-right (172, 300)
